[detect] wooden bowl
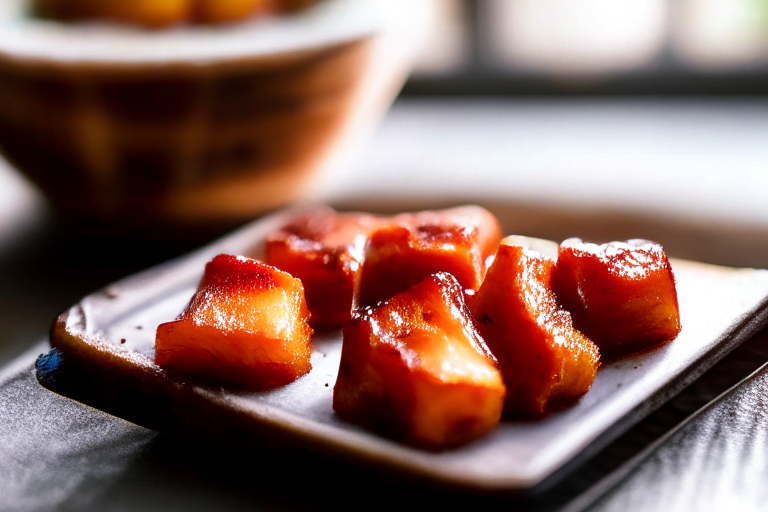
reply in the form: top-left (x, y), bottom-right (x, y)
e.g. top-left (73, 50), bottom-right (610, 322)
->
top-left (0, 0), bottom-right (431, 231)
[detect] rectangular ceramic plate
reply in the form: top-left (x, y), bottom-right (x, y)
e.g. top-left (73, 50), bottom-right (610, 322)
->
top-left (47, 207), bottom-right (768, 491)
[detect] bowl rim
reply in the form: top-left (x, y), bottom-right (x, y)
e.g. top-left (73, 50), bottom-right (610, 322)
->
top-left (0, 0), bottom-right (422, 69)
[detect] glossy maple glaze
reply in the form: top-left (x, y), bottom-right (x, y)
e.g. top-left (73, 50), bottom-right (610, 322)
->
top-left (34, 0), bottom-right (308, 27)
top-left (334, 272), bottom-right (505, 450)
top-left (354, 206), bottom-right (502, 308)
top-left (155, 254), bottom-right (313, 389)
top-left (265, 208), bottom-right (382, 329)
top-left (472, 241), bottom-right (600, 417)
top-left (552, 238), bottom-right (682, 359)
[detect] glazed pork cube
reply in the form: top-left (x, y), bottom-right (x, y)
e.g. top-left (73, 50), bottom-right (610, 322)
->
top-left (471, 239), bottom-right (601, 417)
top-left (155, 254), bottom-right (313, 390)
top-left (265, 208), bottom-right (381, 330)
top-left (552, 238), bottom-right (682, 358)
top-left (354, 206), bottom-right (502, 308)
top-left (334, 273), bottom-right (505, 449)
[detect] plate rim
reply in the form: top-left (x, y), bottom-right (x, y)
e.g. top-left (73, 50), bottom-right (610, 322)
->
top-left (42, 205), bottom-right (768, 491)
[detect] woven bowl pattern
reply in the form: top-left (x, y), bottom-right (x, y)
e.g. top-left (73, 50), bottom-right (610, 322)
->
top-left (0, 38), bottom-right (371, 227)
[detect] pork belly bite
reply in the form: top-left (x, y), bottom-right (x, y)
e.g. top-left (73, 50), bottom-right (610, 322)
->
top-left (155, 254), bottom-right (313, 390)
top-left (265, 208), bottom-right (381, 330)
top-left (552, 238), bottom-right (682, 359)
top-left (471, 239), bottom-right (600, 417)
top-left (334, 272), bottom-right (505, 450)
top-left (354, 206), bottom-right (502, 308)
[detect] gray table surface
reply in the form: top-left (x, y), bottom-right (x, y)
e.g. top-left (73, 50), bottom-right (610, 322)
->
top-left (3, 98), bottom-right (768, 511)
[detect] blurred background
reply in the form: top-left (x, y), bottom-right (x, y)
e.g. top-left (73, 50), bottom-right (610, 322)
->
top-left (2, 2), bottom-right (768, 511)
top-left (410, 0), bottom-right (768, 91)
top-left (317, 0), bottom-right (768, 262)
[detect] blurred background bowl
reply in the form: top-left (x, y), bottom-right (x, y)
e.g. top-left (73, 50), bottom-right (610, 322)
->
top-left (0, 0), bottom-right (433, 234)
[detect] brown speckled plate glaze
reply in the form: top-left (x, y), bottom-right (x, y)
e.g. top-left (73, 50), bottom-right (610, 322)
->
top-left (43, 206), bottom-right (768, 491)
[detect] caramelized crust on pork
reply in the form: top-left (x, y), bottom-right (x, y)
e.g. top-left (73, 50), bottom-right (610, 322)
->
top-left (155, 254), bottom-right (313, 389)
top-left (471, 240), bottom-right (600, 417)
top-left (354, 206), bottom-right (502, 308)
top-left (334, 273), bottom-right (505, 450)
top-left (552, 238), bottom-right (682, 359)
top-left (265, 208), bottom-right (382, 329)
